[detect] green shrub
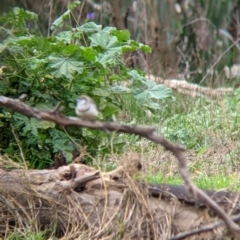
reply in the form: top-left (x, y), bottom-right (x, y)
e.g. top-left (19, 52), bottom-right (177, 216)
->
top-left (0, 1), bottom-right (172, 168)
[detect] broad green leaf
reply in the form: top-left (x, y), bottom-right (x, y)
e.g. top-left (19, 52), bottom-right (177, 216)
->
top-left (142, 78), bottom-right (172, 99)
top-left (47, 129), bottom-right (74, 162)
top-left (64, 151), bottom-right (73, 162)
top-left (102, 26), bottom-right (117, 33)
top-left (139, 43), bottom-right (152, 53)
top-left (55, 31), bottom-right (72, 44)
top-left (109, 74), bottom-right (125, 81)
top-left (102, 105), bottom-right (119, 117)
top-left (68, 0), bottom-right (80, 11)
top-left (90, 31), bottom-right (121, 53)
top-left (49, 128), bottom-right (66, 140)
top-left (39, 121), bottom-right (55, 129)
top-left (34, 91), bottom-right (52, 99)
top-left (13, 7), bottom-right (38, 21)
top-left (23, 118), bottom-right (39, 136)
top-left (111, 85), bottom-right (132, 94)
top-left (0, 78), bottom-right (9, 94)
top-left (80, 47), bottom-right (98, 61)
top-left (51, 138), bottom-right (73, 153)
top-left (134, 84), bottom-right (171, 102)
top-left (122, 45), bottom-right (138, 53)
top-left (13, 113), bottom-right (29, 128)
top-left (133, 90), bottom-right (151, 103)
top-left (48, 55), bottom-right (84, 79)
top-left (29, 58), bottom-right (46, 70)
top-left (133, 91), bottom-right (161, 109)
top-left (68, 102), bottom-right (75, 109)
top-left (78, 22), bottom-right (102, 33)
top-left (92, 87), bottom-right (111, 96)
top-left (34, 37), bottom-right (52, 52)
top-left (142, 79), bottom-right (157, 87)
top-left (128, 69), bottom-right (145, 81)
top-left (62, 44), bottom-right (80, 56)
top-left (95, 52), bottom-right (116, 66)
top-left (129, 40), bottom-right (140, 47)
top-left (14, 37), bottom-right (51, 53)
top-left (122, 40), bottom-right (141, 52)
top-left (0, 7), bottom-right (38, 29)
top-left (148, 84), bottom-right (172, 99)
top-left (6, 44), bottom-right (23, 55)
top-left (112, 30), bottom-right (131, 42)
top-left (35, 103), bottom-right (55, 110)
top-left (15, 36), bottom-right (34, 45)
top-left (50, 10), bottom-right (70, 31)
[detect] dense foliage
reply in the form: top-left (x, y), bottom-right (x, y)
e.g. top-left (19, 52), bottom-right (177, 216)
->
top-left (0, 2), bottom-right (172, 168)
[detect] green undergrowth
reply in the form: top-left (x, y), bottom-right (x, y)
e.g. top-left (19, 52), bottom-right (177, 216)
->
top-left (118, 89), bottom-right (240, 190)
top-left (0, 3), bottom-right (172, 168)
top-left (7, 230), bottom-right (51, 240)
top-left (147, 173), bottom-right (240, 191)
top-left (125, 89), bottom-right (240, 149)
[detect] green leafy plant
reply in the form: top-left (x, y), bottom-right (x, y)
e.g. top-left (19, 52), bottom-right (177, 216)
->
top-left (0, 2), bottom-right (172, 168)
top-left (7, 229), bottom-right (51, 240)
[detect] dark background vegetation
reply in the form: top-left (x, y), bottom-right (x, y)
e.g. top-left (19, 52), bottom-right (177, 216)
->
top-left (2, 0), bottom-right (240, 85)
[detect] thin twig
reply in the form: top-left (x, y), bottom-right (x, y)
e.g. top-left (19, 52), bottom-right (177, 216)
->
top-left (11, 124), bottom-right (28, 170)
top-left (171, 213), bottom-right (240, 240)
top-left (200, 39), bottom-right (240, 84)
top-left (60, 171), bottom-right (100, 189)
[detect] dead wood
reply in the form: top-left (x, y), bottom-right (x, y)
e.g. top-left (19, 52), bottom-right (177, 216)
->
top-left (1, 95), bottom-right (240, 239)
top-left (0, 163), bottom-right (240, 239)
top-left (147, 75), bottom-right (234, 98)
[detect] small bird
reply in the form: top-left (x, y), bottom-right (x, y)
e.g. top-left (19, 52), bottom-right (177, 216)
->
top-left (75, 95), bottom-right (99, 120)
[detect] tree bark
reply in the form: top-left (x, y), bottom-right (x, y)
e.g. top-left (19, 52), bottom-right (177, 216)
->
top-left (110, 0), bottom-right (125, 30)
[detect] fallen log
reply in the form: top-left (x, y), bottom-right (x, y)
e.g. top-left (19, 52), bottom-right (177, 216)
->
top-left (0, 161), bottom-right (239, 239)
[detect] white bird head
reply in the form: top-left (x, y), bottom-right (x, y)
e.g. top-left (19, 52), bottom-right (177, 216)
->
top-left (75, 95), bottom-right (98, 119)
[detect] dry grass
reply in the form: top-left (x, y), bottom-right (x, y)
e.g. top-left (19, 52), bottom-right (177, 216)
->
top-left (1, 152), bottom-right (235, 240)
top-left (0, 155), bottom-right (171, 239)
top-left (0, 155), bottom-right (26, 170)
top-left (97, 130), bottom-right (240, 192)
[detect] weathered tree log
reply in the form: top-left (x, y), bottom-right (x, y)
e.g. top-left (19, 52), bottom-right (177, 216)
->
top-left (0, 162), bottom-right (239, 239)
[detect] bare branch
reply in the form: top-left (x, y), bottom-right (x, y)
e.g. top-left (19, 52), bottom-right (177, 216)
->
top-left (60, 171), bottom-right (100, 190)
top-left (0, 95), bottom-right (240, 237)
top-left (171, 213), bottom-right (240, 240)
top-left (0, 96), bottom-right (155, 135)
